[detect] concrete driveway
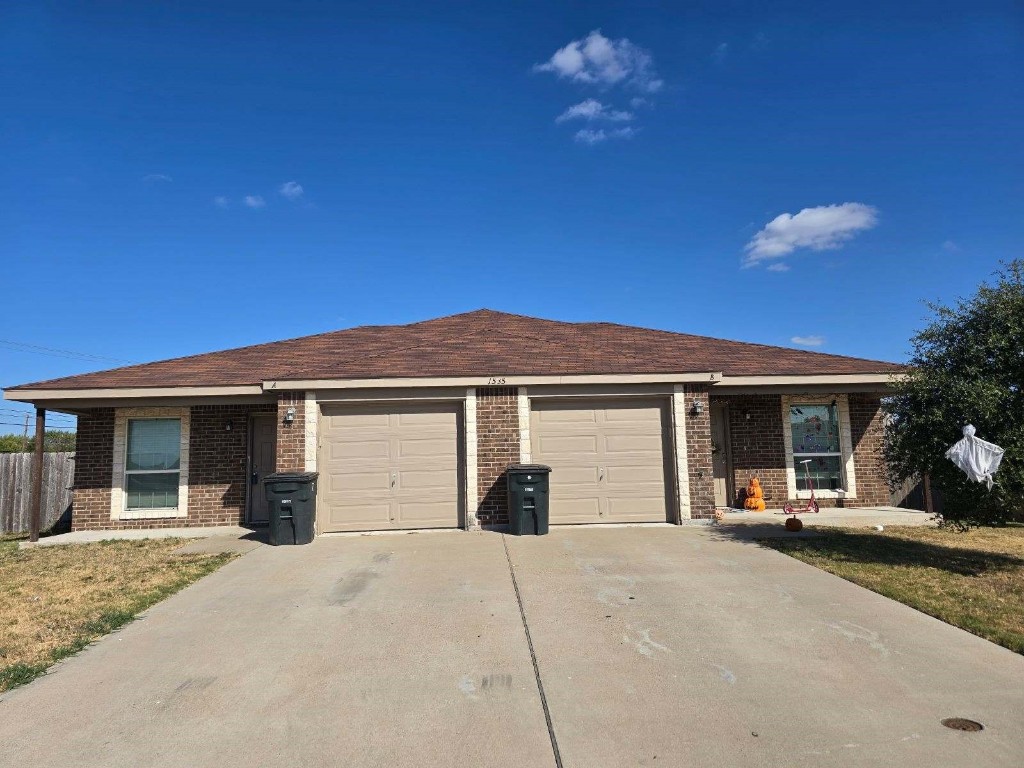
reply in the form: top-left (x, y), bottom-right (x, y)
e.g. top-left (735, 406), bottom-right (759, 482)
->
top-left (1, 527), bottom-right (1022, 767)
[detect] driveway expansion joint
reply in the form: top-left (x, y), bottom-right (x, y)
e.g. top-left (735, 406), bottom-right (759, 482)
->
top-left (502, 534), bottom-right (563, 768)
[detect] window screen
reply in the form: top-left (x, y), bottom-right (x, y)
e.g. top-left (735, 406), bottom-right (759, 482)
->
top-left (125, 418), bottom-right (181, 509)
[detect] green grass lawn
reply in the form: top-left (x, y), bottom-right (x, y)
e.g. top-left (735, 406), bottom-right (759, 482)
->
top-left (0, 537), bottom-right (235, 692)
top-left (761, 525), bottom-right (1024, 655)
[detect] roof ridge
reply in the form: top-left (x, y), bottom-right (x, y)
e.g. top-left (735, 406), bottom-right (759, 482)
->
top-left (575, 320), bottom-right (898, 367)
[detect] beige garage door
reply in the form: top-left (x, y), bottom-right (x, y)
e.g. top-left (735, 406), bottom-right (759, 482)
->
top-left (319, 403), bottom-right (460, 533)
top-left (531, 398), bottom-right (671, 524)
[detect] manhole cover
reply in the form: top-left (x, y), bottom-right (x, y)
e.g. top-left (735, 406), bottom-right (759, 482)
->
top-left (941, 718), bottom-right (984, 732)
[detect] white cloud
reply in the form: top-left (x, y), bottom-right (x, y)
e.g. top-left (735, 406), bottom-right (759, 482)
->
top-left (556, 99), bottom-right (633, 123)
top-left (791, 335), bottom-right (825, 347)
top-left (744, 203), bottom-right (878, 266)
top-left (279, 181), bottom-right (304, 200)
top-left (713, 43), bottom-right (729, 62)
top-left (766, 262), bottom-right (791, 272)
top-left (213, 196), bottom-right (229, 208)
top-left (143, 173), bottom-right (173, 183)
top-left (534, 30), bottom-right (663, 93)
top-left (574, 127), bottom-right (636, 145)
top-left (244, 195), bottom-right (266, 209)
top-left (942, 240), bottom-right (960, 252)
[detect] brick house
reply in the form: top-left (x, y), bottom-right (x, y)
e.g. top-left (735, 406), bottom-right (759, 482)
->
top-left (3, 310), bottom-right (902, 533)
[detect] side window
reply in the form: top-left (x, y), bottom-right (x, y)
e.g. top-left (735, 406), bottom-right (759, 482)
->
top-left (124, 418), bottom-right (181, 509)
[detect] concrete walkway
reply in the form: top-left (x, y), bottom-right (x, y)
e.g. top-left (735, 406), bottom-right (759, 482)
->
top-left (719, 505), bottom-right (936, 528)
top-left (23, 525), bottom-right (259, 547)
top-left (1, 527), bottom-right (1021, 767)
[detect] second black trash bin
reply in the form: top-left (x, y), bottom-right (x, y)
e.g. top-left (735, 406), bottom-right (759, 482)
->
top-left (264, 472), bottom-right (319, 545)
top-left (506, 464), bottom-right (551, 535)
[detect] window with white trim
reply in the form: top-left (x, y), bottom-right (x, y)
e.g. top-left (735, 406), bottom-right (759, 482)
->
top-left (789, 402), bottom-right (845, 492)
top-left (124, 418), bottom-right (182, 509)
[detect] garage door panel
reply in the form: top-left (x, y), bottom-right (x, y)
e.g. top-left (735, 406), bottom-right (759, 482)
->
top-left (604, 434), bottom-right (664, 453)
top-left (535, 407), bottom-right (598, 425)
top-left (327, 412), bottom-right (391, 429)
top-left (319, 404), bottom-right (460, 533)
top-left (326, 438), bottom-right (390, 461)
top-left (397, 436), bottom-right (457, 458)
top-left (552, 466), bottom-right (601, 485)
top-left (603, 406), bottom-right (662, 424)
top-left (396, 410), bottom-right (456, 427)
top-left (604, 465), bottom-right (664, 486)
top-left (606, 496), bottom-right (667, 519)
top-left (538, 434), bottom-right (599, 455)
top-left (326, 469), bottom-right (391, 493)
top-left (326, 501), bottom-right (392, 528)
top-left (395, 499), bottom-right (458, 525)
top-left (532, 398), bottom-right (670, 525)
top-left (399, 469), bottom-right (458, 491)
top-left (546, 496), bottom-right (603, 522)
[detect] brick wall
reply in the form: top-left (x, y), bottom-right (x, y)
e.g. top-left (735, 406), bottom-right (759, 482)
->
top-left (714, 393), bottom-right (890, 508)
top-left (684, 385), bottom-right (715, 519)
top-left (476, 387), bottom-right (520, 527)
top-left (188, 403), bottom-right (276, 525)
top-left (716, 394), bottom-right (789, 508)
top-left (71, 403), bottom-right (275, 531)
top-left (849, 394), bottom-right (890, 506)
top-left (275, 391), bottom-right (306, 472)
top-left (70, 409), bottom-right (115, 531)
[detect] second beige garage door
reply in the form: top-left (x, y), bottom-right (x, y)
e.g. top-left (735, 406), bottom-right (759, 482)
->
top-left (318, 403), bottom-right (461, 533)
top-left (530, 398), bottom-right (672, 524)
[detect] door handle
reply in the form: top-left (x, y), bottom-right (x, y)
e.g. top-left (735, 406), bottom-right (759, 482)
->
top-left (598, 467), bottom-right (604, 482)
top-left (251, 470), bottom-right (259, 485)
top-left (390, 472), bottom-right (397, 489)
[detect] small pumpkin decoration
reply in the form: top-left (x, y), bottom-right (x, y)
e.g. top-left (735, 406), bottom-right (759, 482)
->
top-left (785, 516), bottom-right (803, 532)
top-left (743, 477), bottom-right (766, 511)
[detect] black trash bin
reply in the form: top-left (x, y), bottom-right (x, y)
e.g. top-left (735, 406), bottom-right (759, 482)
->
top-left (506, 464), bottom-right (551, 536)
top-left (264, 472), bottom-right (319, 545)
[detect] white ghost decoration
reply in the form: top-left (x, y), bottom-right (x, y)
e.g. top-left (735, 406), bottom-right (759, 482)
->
top-left (945, 424), bottom-right (1005, 490)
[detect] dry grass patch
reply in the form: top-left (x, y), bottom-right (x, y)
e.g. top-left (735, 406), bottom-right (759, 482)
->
top-left (762, 525), bottom-right (1024, 655)
top-left (0, 539), bottom-right (234, 691)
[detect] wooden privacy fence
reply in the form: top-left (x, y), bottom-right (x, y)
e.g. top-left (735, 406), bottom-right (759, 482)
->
top-left (0, 452), bottom-right (74, 534)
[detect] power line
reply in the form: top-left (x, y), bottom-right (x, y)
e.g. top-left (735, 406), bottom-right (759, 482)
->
top-left (0, 407), bottom-right (75, 416)
top-left (0, 406), bottom-right (76, 415)
top-left (0, 406), bottom-right (75, 415)
top-left (0, 410), bottom-right (76, 424)
top-left (0, 422), bottom-right (77, 430)
top-left (0, 339), bottom-right (138, 364)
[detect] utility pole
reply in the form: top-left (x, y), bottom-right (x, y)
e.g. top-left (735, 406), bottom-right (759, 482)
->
top-left (22, 413), bottom-right (29, 452)
top-left (30, 408), bottom-right (45, 543)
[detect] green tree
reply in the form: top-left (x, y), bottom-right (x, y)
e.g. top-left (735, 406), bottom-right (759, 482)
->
top-left (0, 431), bottom-right (77, 453)
top-left (884, 261), bottom-right (1023, 526)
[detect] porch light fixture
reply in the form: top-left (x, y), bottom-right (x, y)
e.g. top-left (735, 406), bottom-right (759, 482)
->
top-left (225, 419), bottom-right (233, 432)
top-left (692, 400), bottom-right (705, 416)
top-left (285, 407), bottom-right (295, 424)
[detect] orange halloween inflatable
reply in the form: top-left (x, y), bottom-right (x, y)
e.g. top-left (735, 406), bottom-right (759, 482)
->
top-left (744, 477), bottom-right (766, 511)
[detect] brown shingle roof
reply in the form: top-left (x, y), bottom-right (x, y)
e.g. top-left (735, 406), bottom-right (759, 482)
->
top-left (10, 309), bottom-right (903, 390)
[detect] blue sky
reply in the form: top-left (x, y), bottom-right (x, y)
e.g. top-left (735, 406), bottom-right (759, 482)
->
top-left (1, 1), bottom-right (1021, 430)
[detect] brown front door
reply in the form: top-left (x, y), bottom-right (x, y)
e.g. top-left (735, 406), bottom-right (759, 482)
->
top-left (248, 413), bottom-right (277, 524)
top-left (710, 404), bottom-right (732, 508)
